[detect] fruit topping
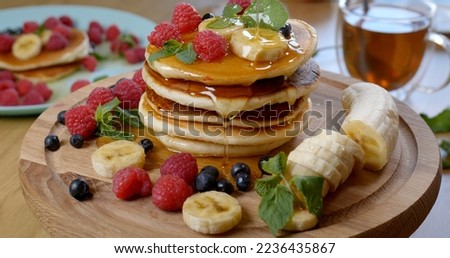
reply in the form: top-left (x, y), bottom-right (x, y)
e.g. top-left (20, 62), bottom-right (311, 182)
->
top-left (105, 24), bottom-right (121, 42)
top-left (86, 87), bottom-right (115, 109)
top-left (70, 79), bottom-right (91, 92)
top-left (0, 88), bottom-right (19, 106)
top-left (228, 0), bottom-right (252, 14)
top-left (131, 68), bottom-right (147, 93)
top-left (65, 105), bottom-right (97, 139)
top-left (279, 22), bottom-right (292, 39)
top-left (43, 16), bottom-right (60, 30)
top-left (152, 175), bottom-right (193, 211)
top-left (44, 134), bottom-right (60, 152)
top-left (230, 162), bottom-right (250, 179)
top-left (12, 34), bottom-right (42, 60)
top-left (200, 165), bottom-right (219, 178)
top-left (112, 78), bottom-right (143, 109)
top-left (160, 152), bottom-right (198, 185)
top-left (139, 138), bottom-right (154, 153)
top-left (147, 22), bottom-right (181, 48)
top-left (16, 79), bottom-right (33, 97)
top-left (171, 2), bottom-right (202, 34)
top-left (193, 30), bottom-right (228, 62)
top-left (235, 172), bottom-right (252, 191)
top-left (258, 155), bottom-right (270, 175)
top-left (69, 134), bottom-right (84, 149)
top-left (216, 179), bottom-right (234, 195)
top-left (69, 178), bottom-right (92, 201)
top-left (22, 89), bottom-right (44, 105)
top-left (201, 13), bottom-right (215, 21)
top-left (34, 82), bottom-right (52, 101)
top-left (57, 110), bottom-right (66, 125)
top-left (22, 21), bottom-right (39, 33)
top-left (195, 170), bottom-right (217, 192)
top-left (59, 16), bottom-right (74, 27)
top-left (81, 55), bottom-right (98, 72)
top-left (0, 34), bottom-right (14, 53)
top-left (123, 47), bottom-right (145, 64)
top-left (112, 167), bottom-right (152, 200)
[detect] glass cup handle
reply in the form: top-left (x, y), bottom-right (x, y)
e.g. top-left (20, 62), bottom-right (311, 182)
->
top-left (415, 32), bottom-right (450, 93)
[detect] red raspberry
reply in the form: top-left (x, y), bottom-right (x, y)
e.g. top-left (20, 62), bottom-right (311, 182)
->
top-left (160, 153), bottom-right (198, 185)
top-left (0, 70), bottom-right (14, 81)
top-left (88, 21), bottom-right (104, 34)
top-left (70, 79), bottom-right (91, 92)
top-left (0, 79), bottom-right (15, 91)
top-left (171, 3), bottom-right (202, 34)
top-left (147, 22), bottom-right (181, 48)
top-left (53, 24), bottom-right (73, 40)
top-left (112, 78), bottom-right (142, 109)
top-left (228, 0), bottom-right (252, 14)
top-left (86, 87), bottom-right (115, 109)
top-left (0, 88), bottom-right (19, 106)
top-left (22, 89), bottom-right (44, 105)
top-left (23, 21), bottom-right (39, 33)
top-left (0, 34), bottom-right (14, 52)
top-left (113, 167), bottom-right (152, 200)
top-left (123, 47), bottom-right (145, 64)
top-left (193, 30), bottom-right (228, 62)
top-left (34, 82), bottom-right (53, 101)
top-left (16, 79), bottom-right (33, 96)
top-left (152, 175), bottom-right (193, 211)
top-left (110, 38), bottom-right (128, 54)
top-left (88, 27), bottom-right (102, 45)
top-left (59, 16), bottom-right (74, 27)
top-left (106, 24), bottom-right (121, 42)
top-left (44, 16), bottom-right (61, 30)
top-left (45, 32), bottom-right (69, 51)
top-left (81, 55), bottom-right (97, 72)
top-left (132, 68), bottom-right (147, 93)
top-left (65, 105), bottom-right (97, 138)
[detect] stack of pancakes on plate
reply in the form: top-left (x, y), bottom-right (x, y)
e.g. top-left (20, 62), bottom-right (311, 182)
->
top-left (139, 19), bottom-right (320, 157)
top-left (0, 29), bottom-right (89, 82)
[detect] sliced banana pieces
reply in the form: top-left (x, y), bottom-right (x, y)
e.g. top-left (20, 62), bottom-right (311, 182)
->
top-left (341, 82), bottom-right (399, 171)
top-left (230, 28), bottom-right (288, 62)
top-left (198, 17), bottom-right (244, 40)
top-left (182, 191), bottom-right (242, 235)
top-left (91, 140), bottom-right (145, 178)
top-left (283, 208), bottom-right (319, 232)
top-left (12, 34), bottom-right (42, 60)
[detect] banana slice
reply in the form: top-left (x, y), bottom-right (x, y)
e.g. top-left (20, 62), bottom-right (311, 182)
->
top-left (230, 28), bottom-right (288, 62)
top-left (91, 140), bottom-right (145, 178)
top-left (341, 82), bottom-right (399, 171)
top-left (286, 161), bottom-right (330, 197)
top-left (198, 17), bottom-right (244, 40)
top-left (12, 34), bottom-right (42, 60)
top-left (182, 191), bottom-right (242, 235)
top-left (283, 208), bottom-right (319, 232)
top-left (40, 30), bottom-right (53, 45)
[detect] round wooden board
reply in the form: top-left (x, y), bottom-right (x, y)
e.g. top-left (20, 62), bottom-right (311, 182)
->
top-left (19, 71), bottom-right (442, 237)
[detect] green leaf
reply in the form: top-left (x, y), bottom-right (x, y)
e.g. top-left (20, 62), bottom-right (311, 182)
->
top-left (120, 33), bottom-right (137, 48)
top-left (261, 151), bottom-right (287, 175)
top-left (148, 49), bottom-right (172, 63)
top-left (292, 176), bottom-right (324, 218)
top-left (255, 175), bottom-right (282, 196)
top-left (258, 185), bottom-right (293, 235)
top-left (176, 43), bottom-right (197, 64)
top-left (207, 18), bottom-right (234, 29)
top-left (420, 109), bottom-right (450, 133)
top-left (242, 0), bottom-right (288, 30)
top-left (91, 51), bottom-right (108, 61)
top-left (116, 107), bottom-right (143, 128)
top-left (223, 4), bottom-right (243, 18)
top-left (440, 140), bottom-right (450, 169)
top-left (93, 75), bottom-right (108, 82)
top-left (163, 39), bottom-right (183, 53)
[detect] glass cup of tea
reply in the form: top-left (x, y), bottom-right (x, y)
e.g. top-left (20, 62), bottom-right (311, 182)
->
top-left (336, 0), bottom-right (450, 100)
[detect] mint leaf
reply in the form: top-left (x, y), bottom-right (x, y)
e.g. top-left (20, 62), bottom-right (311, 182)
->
top-left (292, 176), bottom-right (324, 217)
top-left (255, 175), bottom-right (282, 196)
top-left (420, 108), bottom-right (450, 133)
top-left (243, 0), bottom-right (288, 30)
top-left (148, 40), bottom-right (197, 64)
top-left (93, 75), bottom-right (108, 82)
top-left (176, 43), bottom-right (197, 64)
top-left (148, 49), bottom-right (172, 63)
top-left (163, 39), bottom-right (183, 53)
top-left (207, 18), bottom-right (234, 29)
top-left (259, 185), bottom-right (294, 235)
top-left (223, 4), bottom-right (243, 18)
top-left (261, 151), bottom-right (287, 175)
top-left (120, 33), bottom-right (137, 48)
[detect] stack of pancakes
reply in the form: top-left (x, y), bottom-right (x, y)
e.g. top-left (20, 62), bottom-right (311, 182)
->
top-left (0, 29), bottom-right (89, 82)
top-left (139, 19), bottom-right (320, 157)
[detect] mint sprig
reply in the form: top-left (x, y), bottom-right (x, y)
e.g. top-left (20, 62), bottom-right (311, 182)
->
top-left (94, 97), bottom-right (143, 140)
top-left (255, 152), bottom-right (324, 235)
top-left (148, 39), bottom-right (197, 64)
top-left (207, 4), bottom-right (242, 29)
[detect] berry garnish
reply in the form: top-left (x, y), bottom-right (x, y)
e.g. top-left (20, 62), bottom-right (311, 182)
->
top-left (152, 175), bottom-right (193, 211)
top-left (230, 162), bottom-right (251, 179)
top-left (69, 134), bottom-right (84, 148)
top-left (279, 23), bottom-right (292, 39)
top-left (216, 179), bottom-right (234, 195)
top-left (139, 138), bottom-right (154, 153)
top-left (0, 88), bottom-right (19, 106)
top-left (69, 178), bottom-right (92, 201)
top-left (235, 172), bottom-right (252, 192)
top-left (44, 135), bottom-right (60, 152)
top-left (81, 55), bottom-right (97, 72)
top-left (57, 110), bottom-right (66, 125)
top-left (22, 21), bottom-right (39, 33)
top-left (105, 24), bottom-right (121, 42)
top-left (199, 165), bottom-right (219, 179)
top-left (16, 79), bottom-right (33, 97)
top-left (195, 171), bottom-right (217, 192)
top-left (171, 2), bottom-right (202, 34)
top-left (112, 167), bottom-right (152, 200)
top-left (201, 13), bottom-right (215, 21)
top-left (132, 68), bottom-right (147, 93)
top-left (228, 0), bottom-right (252, 14)
top-left (34, 82), bottom-right (52, 101)
top-left (147, 22), bottom-right (181, 48)
top-left (0, 34), bottom-right (14, 53)
top-left (193, 30), bottom-right (228, 62)
top-left (22, 90), bottom-right (44, 105)
top-left (160, 152), bottom-right (198, 185)
top-left (65, 105), bottom-right (97, 139)
top-left (86, 87), bottom-right (115, 109)
top-left (59, 16), bottom-right (74, 27)
top-left (123, 47), bottom-right (145, 64)
top-left (112, 78), bottom-right (143, 109)
top-left (43, 16), bottom-right (60, 30)
top-left (70, 79), bottom-right (91, 92)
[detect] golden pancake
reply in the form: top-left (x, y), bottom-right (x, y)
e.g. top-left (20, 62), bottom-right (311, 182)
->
top-left (13, 61), bottom-right (81, 82)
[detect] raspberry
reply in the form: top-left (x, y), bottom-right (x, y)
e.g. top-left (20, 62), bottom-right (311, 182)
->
top-left (65, 105), bottom-right (97, 138)
top-left (44, 16), bottom-right (61, 30)
top-left (123, 47), bottom-right (145, 64)
top-left (34, 82), bottom-right (53, 101)
top-left (147, 22), bottom-right (181, 48)
top-left (22, 89), bottom-right (44, 105)
top-left (160, 153), bottom-right (198, 185)
top-left (16, 79), bottom-right (33, 96)
top-left (88, 21), bottom-right (104, 34)
top-left (171, 3), bottom-right (202, 34)
top-left (86, 87), bottom-right (115, 109)
top-left (113, 167), bottom-right (152, 200)
top-left (0, 70), bottom-right (14, 81)
top-left (0, 79), bottom-right (15, 91)
top-left (106, 24), bottom-right (121, 42)
top-left (53, 24), bottom-right (73, 40)
top-left (59, 16), bottom-right (74, 27)
top-left (132, 68), bottom-right (147, 93)
top-left (193, 30), bottom-right (228, 62)
top-left (0, 34), bottom-right (14, 52)
top-left (45, 32), bottom-right (69, 51)
top-left (152, 175), bottom-right (193, 211)
top-left (81, 55), bottom-right (97, 72)
top-left (228, 0), bottom-right (252, 14)
top-left (110, 38), bottom-right (129, 54)
top-left (112, 78), bottom-right (142, 109)
top-left (0, 88), bottom-right (19, 106)
top-left (70, 79), bottom-right (91, 92)
top-left (23, 21), bottom-right (39, 33)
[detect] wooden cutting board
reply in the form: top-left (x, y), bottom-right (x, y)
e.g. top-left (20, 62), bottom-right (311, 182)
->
top-left (18, 71), bottom-right (442, 237)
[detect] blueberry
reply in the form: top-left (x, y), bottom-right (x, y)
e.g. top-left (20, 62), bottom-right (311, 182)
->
top-left (279, 23), bottom-right (292, 39)
top-left (69, 178), bottom-right (92, 201)
top-left (200, 165), bottom-right (219, 179)
top-left (195, 172), bottom-right (217, 192)
top-left (258, 155), bottom-right (271, 175)
top-left (139, 138), bottom-right (154, 153)
top-left (202, 13), bottom-right (215, 21)
top-left (57, 110), bottom-right (66, 125)
top-left (70, 134), bottom-right (84, 148)
top-left (230, 162), bottom-right (251, 179)
top-left (44, 135), bottom-right (60, 152)
top-left (235, 172), bottom-right (252, 192)
top-left (216, 179), bottom-right (234, 195)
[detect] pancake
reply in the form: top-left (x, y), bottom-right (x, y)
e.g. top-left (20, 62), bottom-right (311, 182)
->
top-left (13, 60), bottom-right (81, 82)
top-left (0, 29), bottom-right (89, 71)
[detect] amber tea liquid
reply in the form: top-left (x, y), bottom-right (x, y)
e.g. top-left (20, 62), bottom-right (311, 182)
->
top-left (342, 4), bottom-right (430, 90)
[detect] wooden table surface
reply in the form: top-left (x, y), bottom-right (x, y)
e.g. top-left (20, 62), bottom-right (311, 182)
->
top-left (1, 0), bottom-right (449, 238)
